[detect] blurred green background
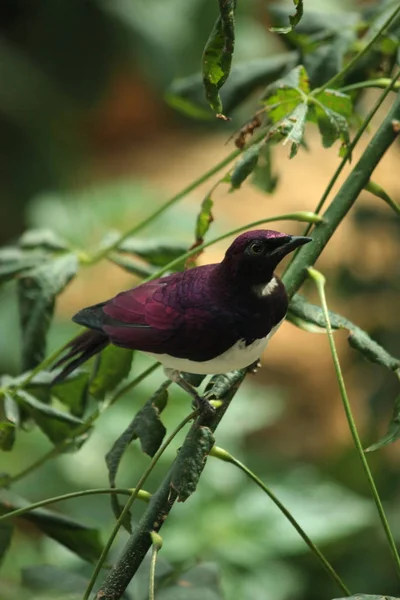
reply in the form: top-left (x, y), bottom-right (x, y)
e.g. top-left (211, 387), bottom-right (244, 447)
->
top-left (1, 0), bottom-right (400, 599)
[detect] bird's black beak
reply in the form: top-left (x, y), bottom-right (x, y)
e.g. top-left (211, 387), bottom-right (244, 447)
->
top-left (272, 235), bottom-right (312, 258)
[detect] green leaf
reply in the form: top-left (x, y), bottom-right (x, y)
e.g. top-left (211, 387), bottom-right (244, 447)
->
top-left (366, 393), bottom-right (400, 452)
top-left (166, 52), bottom-right (298, 119)
top-left (312, 102), bottom-right (351, 155)
top-left (18, 253), bottom-right (79, 370)
top-left (230, 143), bottom-right (263, 190)
top-left (106, 383), bottom-right (168, 530)
top-left (204, 370), bottom-right (246, 401)
top-left (251, 143), bottom-right (279, 194)
top-left (157, 562), bottom-right (223, 600)
top-left (22, 564), bottom-right (88, 596)
top-left (52, 371), bottom-right (90, 418)
top-left (171, 425), bottom-right (214, 502)
top-left (0, 493), bottom-right (103, 563)
top-left (19, 229), bottom-right (69, 252)
top-left (0, 247), bottom-right (46, 285)
top-left (285, 102), bottom-right (308, 158)
top-left (314, 89), bottom-right (352, 118)
top-left (263, 65), bottom-right (309, 104)
top-left (0, 521), bottom-right (13, 566)
top-left (195, 195), bottom-right (214, 245)
top-left (270, 0), bottom-right (303, 34)
top-left (117, 238), bottom-right (188, 270)
top-left (202, 0), bottom-right (236, 115)
top-left (109, 254), bottom-right (159, 278)
top-left (288, 294), bottom-right (400, 371)
top-left (14, 390), bottom-right (83, 444)
top-left (89, 346), bottom-right (133, 400)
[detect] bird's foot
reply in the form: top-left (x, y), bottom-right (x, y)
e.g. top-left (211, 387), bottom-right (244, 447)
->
top-left (164, 368), bottom-right (216, 418)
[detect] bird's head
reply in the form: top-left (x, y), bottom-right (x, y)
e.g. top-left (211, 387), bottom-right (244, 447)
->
top-left (221, 229), bottom-right (312, 286)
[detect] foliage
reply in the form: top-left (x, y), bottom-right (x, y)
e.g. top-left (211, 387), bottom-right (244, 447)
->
top-left (1, 1), bottom-right (400, 600)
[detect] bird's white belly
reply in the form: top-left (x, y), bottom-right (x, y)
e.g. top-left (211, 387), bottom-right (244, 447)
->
top-left (144, 320), bottom-right (284, 375)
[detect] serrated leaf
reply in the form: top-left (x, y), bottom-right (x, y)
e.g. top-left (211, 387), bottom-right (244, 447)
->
top-left (0, 493), bottom-right (103, 563)
top-left (285, 102), bottom-right (308, 157)
top-left (366, 393), bottom-right (400, 452)
top-left (105, 383), bottom-right (168, 530)
top-left (251, 143), bottom-right (279, 194)
top-left (0, 521), bottom-right (13, 566)
top-left (171, 426), bottom-right (214, 502)
top-left (314, 89), bottom-right (352, 118)
top-left (19, 229), bottom-right (69, 252)
top-left (14, 390), bottom-right (83, 444)
top-left (314, 104), bottom-right (351, 155)
top-left (22, 564), bottom-right (88, 595)
top-left (195, 195), bottom-right (214, 245)
top-left (270, 0), bottom-right (303, 34)
top-left (89, 346), bottom-right (133, 400)
top-left (230, 142), bottom-right (263, 190)
top-left (18, 253), bottom-right (79, 370)
top-left (202, 0), bottom-right (236, 115)
top-left (262, 65), bottom-right (309, 101)
top-left (288, 294), bottom-right (400, 371)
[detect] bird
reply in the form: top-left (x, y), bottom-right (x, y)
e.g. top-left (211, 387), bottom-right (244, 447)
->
top-left (53, 229), bottom-right (312, 414)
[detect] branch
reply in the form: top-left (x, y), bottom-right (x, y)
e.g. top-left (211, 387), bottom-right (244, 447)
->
top-left (95, 372), bottom-right (245, 600)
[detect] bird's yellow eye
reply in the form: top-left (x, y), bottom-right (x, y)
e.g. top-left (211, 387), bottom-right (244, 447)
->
top-left (249, 241), bottom-right (264, 255)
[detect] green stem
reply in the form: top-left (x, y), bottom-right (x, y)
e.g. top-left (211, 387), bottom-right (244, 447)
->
top-left (301, 70), bottom-right (400, 238)
top-left (314, 4), bottom-right (400, 94)
top-left (210, 446), bottom-right (350, 596)
top-left (83, 409), bottom-right (198, 600)
top-left (0, 487), bottom-right (151, 522)
top-left (308, 267), bottom-right (400, 580)
top-left (340, 78), bottom-right (400, 93)
top-left (283, 90), bottom-right (400, 298)
top-left (88, 130), bottom-right (267, 265)
top-left (149, 545), bottom-right (157, 600)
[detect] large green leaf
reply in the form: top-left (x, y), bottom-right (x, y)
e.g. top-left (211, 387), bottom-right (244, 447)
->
top-left (22, 564), bottom-right (88, 596)
top-left (116, 237), bottom-right (188, 270)
top-left (89, 346), bottom-right (133, 400)
top-left (19, 229), bottom-right (69, 252)
top-left (288, 294), bottom-right (400, 371)
top-left (0, 493), bottom-right (103, 563)
top-left (166, 52), bottom-right (299, 119)
top-left (0, 247), bottom-right (46, 285)
top-left (14, 390), bottom-right (83, 444)
top-left (202, 0), bottom-right (236, 115)
top-left (18, 253), bottom-right (79, 370)
top-left (105, 383), bottom-right (169, 528)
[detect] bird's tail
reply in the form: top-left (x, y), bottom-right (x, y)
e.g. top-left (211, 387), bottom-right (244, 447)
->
top-left (52, 330), bottom-right (109, 384)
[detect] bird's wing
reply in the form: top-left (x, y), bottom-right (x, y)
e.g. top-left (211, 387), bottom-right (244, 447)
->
top-left (94, 273), bottom-right (239, 361)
